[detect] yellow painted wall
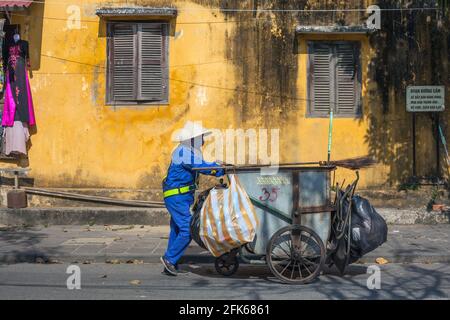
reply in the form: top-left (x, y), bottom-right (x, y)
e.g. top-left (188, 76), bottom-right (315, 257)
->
top-left (2, 0), bottom-right (449, 190)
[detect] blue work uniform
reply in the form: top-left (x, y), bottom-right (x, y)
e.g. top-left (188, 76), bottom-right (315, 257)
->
top-left (163, 144), bottom-right (224, 266)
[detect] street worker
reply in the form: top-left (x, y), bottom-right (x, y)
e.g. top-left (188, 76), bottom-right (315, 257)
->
top-left (161, 121), bottom-right (225, 276)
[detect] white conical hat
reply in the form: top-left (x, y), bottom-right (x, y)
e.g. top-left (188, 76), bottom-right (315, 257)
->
top-left (173, 121), bottom-right (212, 142)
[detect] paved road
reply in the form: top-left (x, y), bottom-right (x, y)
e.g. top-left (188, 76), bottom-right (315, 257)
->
top-left (1, 224), bottom-right (449, 264)
top-left (0, 262), bottom-right (448, 299)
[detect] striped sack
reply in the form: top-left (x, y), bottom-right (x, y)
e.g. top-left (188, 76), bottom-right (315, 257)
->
top-left (199, 174), bottom-right (259, 257)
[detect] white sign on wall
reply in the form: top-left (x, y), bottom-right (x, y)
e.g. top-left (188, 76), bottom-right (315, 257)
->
top-left (406, 86), bottom-right (445, 112)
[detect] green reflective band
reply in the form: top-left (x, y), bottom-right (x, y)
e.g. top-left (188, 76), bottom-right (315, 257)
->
top-left (163, 184), bottom-right (196, 198)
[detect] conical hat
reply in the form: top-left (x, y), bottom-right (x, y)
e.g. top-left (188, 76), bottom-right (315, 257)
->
top-left (173, 121), bottom-right (212, 142)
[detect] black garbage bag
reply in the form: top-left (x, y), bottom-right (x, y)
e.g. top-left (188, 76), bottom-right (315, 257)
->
top-left (348, 195), bottom-right (388, 263)
top-left (190, 189), bottom-right (211, 250)
top-left (329, 191), bottom-right (352, 275)
top-left (330, 193), bottom-right (388, 274)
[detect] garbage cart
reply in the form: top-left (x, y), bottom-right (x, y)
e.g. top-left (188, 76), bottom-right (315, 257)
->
top-left (192, 163), bottom-right (360, 284)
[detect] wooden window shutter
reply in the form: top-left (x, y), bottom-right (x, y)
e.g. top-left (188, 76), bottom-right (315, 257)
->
top-left (308, 42), bottom-right (334, 116)
top-left (111, 24), bottom-right (137, 101)
top-left (335, 43), bottom-right (361, 115)
top-left (138, 23), bottom-right (168, 101)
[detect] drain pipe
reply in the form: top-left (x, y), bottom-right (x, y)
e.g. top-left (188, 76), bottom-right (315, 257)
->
top-left (23, 187), bottom-right (166, 208)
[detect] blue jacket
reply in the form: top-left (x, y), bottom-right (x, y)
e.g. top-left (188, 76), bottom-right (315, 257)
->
top-left (163, 144), bottom-right (224, 191)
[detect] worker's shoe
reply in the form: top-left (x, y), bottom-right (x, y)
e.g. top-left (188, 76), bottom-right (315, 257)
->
top-left (160, 256), bottom-right (177, 276)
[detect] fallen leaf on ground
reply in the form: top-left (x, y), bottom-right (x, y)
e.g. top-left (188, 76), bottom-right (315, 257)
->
top-left (111, 226), bottom-right (134, 231)
top-left (35, 257), bottom-right (45, 264)
top-left (106, 259), bottom-right (121, 264)
top-left (130, 280), bottom-right (141, 285)
top-left (48, 259), bottom-right (62, 264)
top-left (126, 259), bottom-right (144, 264)
top-left (376, 257), bottom-right (389, 265)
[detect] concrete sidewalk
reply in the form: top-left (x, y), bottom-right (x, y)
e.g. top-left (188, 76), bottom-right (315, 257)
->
top-left (0, 224), bottom-right (449, 265)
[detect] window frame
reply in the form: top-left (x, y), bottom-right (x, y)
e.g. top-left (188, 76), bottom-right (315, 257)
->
top-left (307, 40), bottom-right (362, 118)
top-left (106, 20), bottom-right (169, 106)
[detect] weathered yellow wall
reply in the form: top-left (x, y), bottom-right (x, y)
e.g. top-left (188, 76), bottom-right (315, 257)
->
top-left (295, 33), bottom-right (389, 188)
top-left (8, 1), bottom-right (240, 188)
top-left (2, 0), bottom-right (449, 191)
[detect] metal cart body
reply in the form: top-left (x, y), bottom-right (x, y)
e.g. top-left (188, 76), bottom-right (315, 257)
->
top-left (236, 167), bottom-right (333, 255)
top-left (193, 163), bottom-right (359, 284)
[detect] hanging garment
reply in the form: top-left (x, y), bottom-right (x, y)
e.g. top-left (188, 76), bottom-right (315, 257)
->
top-left (0, 57), bottom-right (4, 93)
top-left (0, 37), bottom-right (4, 93)
top-left (1, 40), bottom-right (36, 127)
top-left (2, 121), bottom-right (30, 156)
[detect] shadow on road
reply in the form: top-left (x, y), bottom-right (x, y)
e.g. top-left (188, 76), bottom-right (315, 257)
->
top-left (184, 261), bottom-right (449, 299)
top-left (0, 226), bottom-right (57, 264)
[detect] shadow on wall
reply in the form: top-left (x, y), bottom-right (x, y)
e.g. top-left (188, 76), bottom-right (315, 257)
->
top-left (28, 1), bottom-right (45, 71)
top-left (218, 0), bottom-right (449, 188)
top-left (364, 3), bottom-right (449, 188)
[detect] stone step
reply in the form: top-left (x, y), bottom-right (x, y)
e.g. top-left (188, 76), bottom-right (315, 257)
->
top-left (0, 207), bottom-right (169, 226)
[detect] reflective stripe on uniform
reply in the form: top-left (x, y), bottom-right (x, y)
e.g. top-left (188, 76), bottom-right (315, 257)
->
top-left (163, 184), bottom-right (196, 198)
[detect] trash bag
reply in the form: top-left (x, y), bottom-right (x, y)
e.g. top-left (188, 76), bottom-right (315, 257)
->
top-left (348, 195), bottom-right (388, 263)
top-left (199, 174), bottom-right (259, 257)
top-left (330, 192), bottom-right (388, 274)
top-left (329, 190), bottom-right (353, 275)
top-left (190, 189), bottom-right (210, 250)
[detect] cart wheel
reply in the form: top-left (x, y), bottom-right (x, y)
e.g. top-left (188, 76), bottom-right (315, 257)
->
top-left (214, 253), bottom-right (239, 276)
top-left (266, 225), bottom-right (325, 284)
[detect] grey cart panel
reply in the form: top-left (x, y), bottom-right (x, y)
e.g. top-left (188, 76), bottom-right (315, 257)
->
top-left (236, 169), bottom-right (332, 255)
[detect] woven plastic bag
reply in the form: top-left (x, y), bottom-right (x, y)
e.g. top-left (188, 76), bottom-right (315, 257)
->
top-left (199, 174), bottom-right (259, 257)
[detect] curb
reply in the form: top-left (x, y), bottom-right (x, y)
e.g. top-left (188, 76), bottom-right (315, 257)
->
top-left (1, 252), bottom-right (450, 265)
top-left (0, 207), bottom-right (170, 226)
top-left (378, 208), bottom-right (450, 224)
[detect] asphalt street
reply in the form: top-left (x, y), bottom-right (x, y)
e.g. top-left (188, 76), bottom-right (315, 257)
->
top-left (0, 262), bottom-right (448, 300)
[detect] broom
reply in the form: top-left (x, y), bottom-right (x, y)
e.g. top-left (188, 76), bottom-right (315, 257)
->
top-left (192, 156), bottom-right (377, 171)
top-left (326, 155), bottom-right (377, 170)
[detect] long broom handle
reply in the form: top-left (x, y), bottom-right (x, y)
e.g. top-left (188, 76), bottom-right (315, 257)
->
top-left (327, 110), bottom-right (334, 163)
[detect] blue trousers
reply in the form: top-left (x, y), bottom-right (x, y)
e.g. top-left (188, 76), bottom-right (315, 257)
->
top-left (163, 193), bottom-right (194, 265)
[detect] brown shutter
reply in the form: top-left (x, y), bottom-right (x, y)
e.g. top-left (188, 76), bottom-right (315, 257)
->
top-left (111, 24), bottom-right (137, 101)
top-left (308, 42), bottom-right (334, 116)
top-left (138, 23), bottom-right (167, 101)
top-left (335, 43), bottom-right (361, 115)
